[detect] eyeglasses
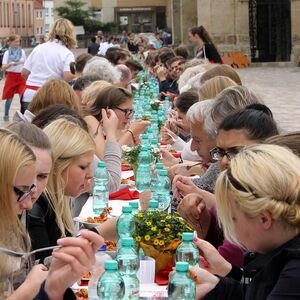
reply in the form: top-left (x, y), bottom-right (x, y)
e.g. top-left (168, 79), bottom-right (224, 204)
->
top-left (13, 184), bottom-right (37, 202)
top-left (210, 147), bottom-right (242, 162)
top-left (115, 107), bottom-right (135, 118)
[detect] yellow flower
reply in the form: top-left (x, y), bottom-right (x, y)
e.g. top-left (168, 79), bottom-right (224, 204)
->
top-left (137, 213), bottom-right (143, 218)
top-left (165, 224), bottom-right (171, 227)
top-left (166, 215), bottom-right (172, 219)
top-left (153, 239), bottom-right (159, 245)
top-left (164, 227), bottom-right (171, 232)
top-left (160, 219), bottom-right (166, 223)
top-left (146, 221), bottom-right (152, 226)
top-left (151, 226), bottom-right (157, 231)
top-left (135, 236), bottom-right (141, 242)
top-left (147, 212), bottom-right (153, 216)
top-left (145, 235), bottom-right (151, 241)
top-left (159, 240), bottom-right (165, 246)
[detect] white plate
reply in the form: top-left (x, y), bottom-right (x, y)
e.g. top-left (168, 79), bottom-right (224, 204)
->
top-left (73, 216), bottom-right (102, 229)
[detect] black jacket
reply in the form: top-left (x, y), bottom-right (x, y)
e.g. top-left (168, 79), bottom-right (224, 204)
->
top-left (27, 193), bottom-right (71, 262)
top-left (34, 282), bottom-right (76, 300)
top-left (87, 42), bottom-right (99, 55)
top-left (203, 234), bottom-right (300, 300)
top-left (196, 43), bottom-right (222, 64)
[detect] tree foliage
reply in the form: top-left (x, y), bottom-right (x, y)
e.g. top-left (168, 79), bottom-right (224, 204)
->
top-left (56, 0), bottom-right (116, 34)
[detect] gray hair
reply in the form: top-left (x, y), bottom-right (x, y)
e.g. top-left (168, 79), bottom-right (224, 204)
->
top-left (82, 57), bottom-right (121, 83)
top-left (211, 85), bottom-right (263, 124)
top-left (186, 99), bottom-right (217, 137)
top-left (178, 63), bottom-right (214, 92)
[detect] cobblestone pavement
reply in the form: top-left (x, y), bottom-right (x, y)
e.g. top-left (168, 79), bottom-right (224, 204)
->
top-left (0, 48), bottom-right (299, 132)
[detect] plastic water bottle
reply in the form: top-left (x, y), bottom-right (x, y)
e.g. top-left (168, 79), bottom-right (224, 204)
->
top-left (168, 262), bottom-right (196, 300)
top-left (129, 201), bottom-right (139, 215)
top-left (93, 162), bottom-right (109, 215)
top-left (116, 238), bottom-right (140, 300)
top-left (116, 206), bottom-right (134, 249)
top-left (176, 232), bottom-right (199, 266)
top-left (155, 169), bottom-right (171, 212)
top-left (136, 146), bottom-right (151, 191)
top-left (150, 163), bottom-right (164, 199)
top-left (88, 245), bottom-right (112, 300)
top-left (148, 200), bottom-right (159, 211)
top-left (97, 260), bottom-right (125, 299)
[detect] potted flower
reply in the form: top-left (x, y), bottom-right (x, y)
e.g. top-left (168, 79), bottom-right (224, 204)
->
top-left (133, 210), bottom-right (193, 272)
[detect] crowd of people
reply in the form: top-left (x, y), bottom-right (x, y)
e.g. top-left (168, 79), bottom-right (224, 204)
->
top-left (0, 17), bottom-right (300, 300)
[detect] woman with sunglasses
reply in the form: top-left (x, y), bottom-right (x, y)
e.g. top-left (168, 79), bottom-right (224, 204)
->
top-left (191, 144), bottom-right (300, 300)
top-left (0, 128), bottom-right (103, 299)
top-left (85, 85), bottom-right (150, 159)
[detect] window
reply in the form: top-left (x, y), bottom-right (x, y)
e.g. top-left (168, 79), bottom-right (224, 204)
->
top-left (6, 2), bottom-right (9, 27)
top-left (45, 24), bottom-right (49, 33)
top-left (36, 27), bottom-right (39, 34)
top-left (17, 3), bottom-right (20, 27)
top-left (0, 2), bottom-right (2, 28)
top-left (36, 11), bottom-right (39, 18)
top-left (51, 8), bottom-right (53, 16)
top-left (28, 4), bottom-right (31, 27)
top-left (45, 8), bottom-right (49, 17)
top-left (40, 11), bottom-right (42, 18)
top-left (22, 4), bottom-right (25, 27)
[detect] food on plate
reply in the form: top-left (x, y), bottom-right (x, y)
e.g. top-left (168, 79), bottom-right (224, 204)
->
top-left (105, 240), bottom-right (117, 251)
top-left (84, 207), bottom-right (112, 224)
top-left (75, 289), bottom-right (88, 300)
top-left (82, 272), bottom-right (92, 279)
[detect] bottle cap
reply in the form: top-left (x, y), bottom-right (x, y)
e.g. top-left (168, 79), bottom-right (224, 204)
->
top-left (141, 134), bottom-right (148, 140)
top-left (122, 206), bottom-right (132, 213)
top-left (129, 201), bottom-right (139, 209)
top-left (159, 169), bottom-right (168, 176)
top-left (98, 244), bottom-right (107, 251)
top-left (98, 161), bottom-right (106, 168)
top-left (182, 232), bottom-right (194, 242)
top-left (105, 260), bottom-right (118, 270)
top-left (155, 163), bottom-right (164, 169)
top-left (121, 237), bottom-right (134, 247)
top-left (175, 262), bottom-right (189, 272)
top-left (149, 200), bottom-right (158, 209)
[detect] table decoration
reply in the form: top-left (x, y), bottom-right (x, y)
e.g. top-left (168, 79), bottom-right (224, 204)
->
top-left (132, 210), bottom-right (193, 282)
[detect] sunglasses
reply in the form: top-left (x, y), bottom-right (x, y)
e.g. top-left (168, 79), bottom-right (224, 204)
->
top-left (115, 107), bottom-right (135, 118)
top-left (14, 184), bottom-right (37, 202)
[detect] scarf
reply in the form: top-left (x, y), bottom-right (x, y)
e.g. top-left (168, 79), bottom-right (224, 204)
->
top-left (8, 47), bottom-right (22, 62)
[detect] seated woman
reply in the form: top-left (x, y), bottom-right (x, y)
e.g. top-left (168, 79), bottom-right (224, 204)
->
top-left (28, 118), bottom-right (95, 261)
top-left (84, 85), bottom-right (150, 159)
top-left (13, 79), bottom-right (81, 122)
top-left (0, 128), bottom-right (103, 299)
top-left (192, 144), bottom-right (300, 299)
top-left (176, 104), bottom-right (279, 268)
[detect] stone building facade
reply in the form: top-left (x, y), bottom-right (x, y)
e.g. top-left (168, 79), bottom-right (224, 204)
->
top-left (171, 0), bottom-right (300, 63)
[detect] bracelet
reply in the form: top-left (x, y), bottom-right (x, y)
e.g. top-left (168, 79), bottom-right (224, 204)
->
top-left (127, 129), bottom-right (136, 144)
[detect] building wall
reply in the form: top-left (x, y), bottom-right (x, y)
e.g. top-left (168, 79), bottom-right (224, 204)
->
top-left (44, 0), bottom-right (54, 34)
top-left (291, 0), bottom-right (300, 61)
top-left (0, 0), bottom-right (34, 40)
top-left (34, 8), bottom-right (45, 37)
top-left (196, 0), bottom-right (250, 56)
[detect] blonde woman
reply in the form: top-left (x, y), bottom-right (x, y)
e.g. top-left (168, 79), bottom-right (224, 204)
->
top-left (191, 145), bottom-right (300, 299)
top-left (81, 80), bottom-right (112, 108)
top-left (28, 118), bottom-right (95, 261)
top-left (198, 76), bottom-right (237, 100)
top-left (14, 79), bottom-right (81, 122)
top-left (21, 18), bottom-right (77, 110)
top-left (0, 129), bottom-right (48, 298)
top-left (1, 35), bottom-right (26, 121)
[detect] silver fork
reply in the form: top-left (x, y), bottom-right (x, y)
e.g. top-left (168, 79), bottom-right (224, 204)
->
top-left (0, 245), bottom-right (62, 258)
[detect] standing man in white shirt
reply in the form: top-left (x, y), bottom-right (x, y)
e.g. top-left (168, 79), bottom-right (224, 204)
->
top-left (1, 35), bottom-right (26, 121)
top-left (21, 18), bottom-right (76, 113)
